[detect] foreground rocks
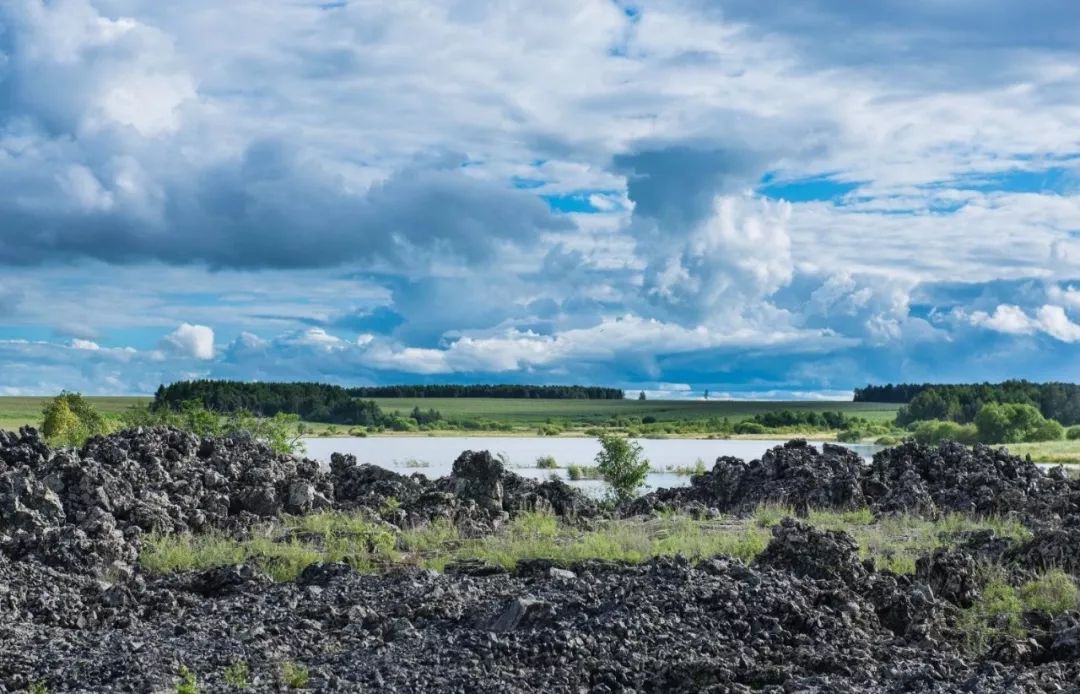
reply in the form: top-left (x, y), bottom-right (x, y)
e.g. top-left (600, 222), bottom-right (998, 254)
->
top-left (5, 428), bottom-right (1080, 692)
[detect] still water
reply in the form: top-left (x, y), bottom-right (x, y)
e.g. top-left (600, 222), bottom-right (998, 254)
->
top-left (301, 436), bottom-right (884, 495)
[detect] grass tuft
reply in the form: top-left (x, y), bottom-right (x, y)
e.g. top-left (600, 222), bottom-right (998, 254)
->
top-left (281, 661), bottom-right (309, 689)
top-left (223, 662), bottom-right (249, 690)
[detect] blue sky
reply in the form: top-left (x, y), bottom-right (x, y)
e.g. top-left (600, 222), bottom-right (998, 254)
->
top-left (2, 1), bottom-right (1080, 398)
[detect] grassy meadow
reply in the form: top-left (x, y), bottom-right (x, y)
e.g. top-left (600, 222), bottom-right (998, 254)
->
top-left (0, 395), bottom-right (898, 434)
top-left (0, 395), bottom-right (151, 433)
top-left (366, 397), bottom-right (901, 426)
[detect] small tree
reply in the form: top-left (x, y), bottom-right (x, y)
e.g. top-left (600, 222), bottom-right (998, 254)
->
top-left (41, 397), bottom-right (82, 446)
top-left (594, 433), bottom-right (649, 504)
top-left (41, 392), bottom-right (109, 447)
top-left (638, 390), bottom-right (646, 401)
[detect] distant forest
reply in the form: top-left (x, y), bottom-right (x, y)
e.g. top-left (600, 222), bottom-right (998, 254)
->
top-left (346, 384), bottom-right (624, 399)
top-left (153, 380), bottom-right (624, 426)
top-left (855, 381), bottom-right (1080, 426)
top-left (154, 381), bottom-right (389, 425)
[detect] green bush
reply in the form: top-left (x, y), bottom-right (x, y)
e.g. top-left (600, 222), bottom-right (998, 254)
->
top-left (974, 403), bottom-right (1062, 444)
top-left (836, 429), bottom-right (863, 443)
top-left (1068, 426), bottom-right (1080, 440)
top-left (874, 435), bottom-right (899, 446)
top-left (594, 433), bottom-right (650, 503)
top-left (734, 421), bottom-right (766, 435)
top-left (911, 419), bottom-right (978, 445)
top-left (41, 392), bottom-right (110, 447)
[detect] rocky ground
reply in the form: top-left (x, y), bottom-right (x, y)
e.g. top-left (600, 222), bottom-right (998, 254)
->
top-left (4, 428), bottom-right (1080, 692)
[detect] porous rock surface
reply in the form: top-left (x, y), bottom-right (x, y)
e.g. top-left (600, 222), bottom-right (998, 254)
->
top-left (5, 428), bottom-right (1080, 692)
top-left (633, 438), bottom-right (1080, 521)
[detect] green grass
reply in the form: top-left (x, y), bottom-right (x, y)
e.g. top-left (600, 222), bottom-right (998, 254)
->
top-left (280, 662), bottom-right (309, 689)
top-left (223, 662), bottom-right (250, 690)
top-left (566, 464), bottom-right (601, 481)
top-left (1006, 440), bottom-right (1080, 464)
top-left (0, 395), bottom-right (904, 443)
top-left (366, 397), bottom-right (900, 426)
top-left (0, 395), bottom-right (151, 433)
top-left (139, 505), bottom-right (1038, 585)
top-left (960, 569), bottom-right (1080, 653)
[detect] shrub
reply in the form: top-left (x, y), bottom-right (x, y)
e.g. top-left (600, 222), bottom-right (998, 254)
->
top-left (974, 403), bottom-right (1054, 444)
top-left (223, 662), bottom-right (250, 690)
top-left (594, 433), bottom-right (650, 503)
top-left (734, 421), bottom-right (767, 435)
top-left (537, 425), bottom-right (561, 436)
top-left (875, 435), bottom-right (899, 446)
top-left (1020, 570), bottom-right (1080, 614)
top-left (1068, 426), bottom-right (1080, 440)
top-left (641, 415), bottom-right (657, 424)
top-left (27, 683), bottom-right (49, 694)
top-left (1031, 418), bottom-right (1065, 443)
top-left (41, 392), bottom-right (110, 447)
top-left (836, 429), bottom-right (863, 443)
top-left (281, 662), bottom-right (309, 689)
top-left (535, 455), bottom-right (558, 469)
top-left (176, 666), bottom-right (198, 694)
top-left (911, 419), bottom-right (978, 445)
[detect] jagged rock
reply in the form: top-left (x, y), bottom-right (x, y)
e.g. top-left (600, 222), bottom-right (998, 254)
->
top-left (862, 441), bottom-right (1077, 518)
top-left (753, 518), bottom-right (869, 586)
top-left (916, 549), bottom-right (980, 608)
top-left (1009, 520), bottom-right (1080, 574)
top-left (450, 450), bottom-right (505, 513)
top-left (631, 440), bottom-right (866, 515)
top-left (489, 597), bottom-right (551, 632)
top-left (0, 469), bottom-right (66, 532)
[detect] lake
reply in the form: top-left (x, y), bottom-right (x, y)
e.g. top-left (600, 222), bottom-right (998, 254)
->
top-left (301, 436), bottom-right (884, 495)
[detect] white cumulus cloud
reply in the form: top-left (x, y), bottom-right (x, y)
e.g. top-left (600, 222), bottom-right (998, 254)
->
top-left (161, 323), bottom-right (215, 359)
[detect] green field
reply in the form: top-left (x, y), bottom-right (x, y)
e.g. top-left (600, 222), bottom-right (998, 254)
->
top-left (0, 396), bottom-right (151, 433)
top-left (0, 395), bottom-right (897, 433)
top-left (368, 397), bottom-right (901, 426)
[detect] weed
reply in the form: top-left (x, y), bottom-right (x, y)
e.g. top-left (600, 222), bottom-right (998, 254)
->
top-left (566, 464), bottom-right (601, 481)
top-left (280, 661), bottom-right (309, 689)
top-left (176, 665), bottom-right (198, 694)
top-left (666, 459), bottom-right (708, 476)
top-left (27, 682), bottom-right (49, 694)
top-left (377, 496), bottom-right (401, 516)
top-left (223, 662), bottom-right (250, 690)
top-left (535, 455), bottom-right (559, 469)
top-left (1020, 569), bottom-right (1080, 614)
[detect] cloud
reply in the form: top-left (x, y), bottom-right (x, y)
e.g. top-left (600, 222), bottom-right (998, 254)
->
top-left (160, 323), bottom-right (214, 359)
top-left (969, 304), bottom-right (1038, 335)
top-left (1036, 305), bottom-right (1080, 343)
top-left (3, 1), bottom-right (1080, 393)
top-left (969, 303), bottom-right (1080, 343)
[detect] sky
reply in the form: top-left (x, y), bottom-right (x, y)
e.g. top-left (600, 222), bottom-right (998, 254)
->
top-left (1, 0), bottom-right (1080, 398)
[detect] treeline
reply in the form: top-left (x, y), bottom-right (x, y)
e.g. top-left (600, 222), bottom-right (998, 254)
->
top-left (853, 384), bottom-right (933, 403)
top-left (858, 381), bottom-right (1080, 427)
top-left (344, 384), bottom-right (625, 399)
top-left (153, 380), bottom-right (440, 427)
top-left (750, 410), bottom-right (852, 429)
